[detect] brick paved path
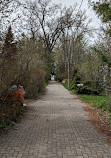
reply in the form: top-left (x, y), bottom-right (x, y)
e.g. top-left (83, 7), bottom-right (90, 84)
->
top-left (0, 81), bottom-right (111, 158)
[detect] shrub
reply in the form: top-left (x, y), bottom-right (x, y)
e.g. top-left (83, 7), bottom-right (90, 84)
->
top-left (71, 75), bottom-right (81, 90)
top-left (76, 85), bottom-right (99, 95)
top-left (0, 101), bottom-right (23, 132)
top-left (22, 69), bottom-right (45, 99)
top-left (71, 77), bottom-right (103, 95)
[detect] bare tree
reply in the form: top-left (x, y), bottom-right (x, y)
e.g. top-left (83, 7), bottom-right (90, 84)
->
top-left (24, 0), bottom-right (78, 52)
top-left (58, 10), bottom-right (91, 87)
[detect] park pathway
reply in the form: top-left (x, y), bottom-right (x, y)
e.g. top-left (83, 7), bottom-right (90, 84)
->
top-left (0, 81), bottom-right (111, 158)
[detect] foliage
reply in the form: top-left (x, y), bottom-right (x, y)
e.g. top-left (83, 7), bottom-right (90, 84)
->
top-left (73, 80), bottom-right (103, 95)
top-left (76, 85), bottom-right (99, 95)
top-left (79, 49), bottom-right (102, 84)
top-left (16, 38), bottom-right (51, 99)
top-left (70, 67), bottom-right (104, 95)
top-left (0, 26), bottom-right (19, 96)
top-left (23, 69), bottom-right (45, 99)
top-left (0, 102), bottom-right (24, 132)
top-left (90, 0), bottom-right (111, 37)
top-left (63, 77), bottom-right (101, 95)
top-left (101, 53), bottom-right (111, 67)
top-left (70, 74), bottom-right (81, 90)
top-left (3, 26), bottom-right (17, 56)
top-left (93, 47), bottom-right (111, 68)
top-left (0, 27), bottom-right (51, 130)
top-left (91, 0), bottom-right (111, 23)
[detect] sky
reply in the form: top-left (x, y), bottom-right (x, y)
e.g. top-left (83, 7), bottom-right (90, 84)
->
top-left (51, 0), bottom-right (101, 43)
top-left (51, 0), bottom-right (101, 29)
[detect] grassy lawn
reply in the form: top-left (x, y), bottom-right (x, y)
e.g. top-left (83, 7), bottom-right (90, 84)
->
top-left (79, 94), bottom-right (111, 112)
top-left (79, 95), bottom-right (107, 105)
top-left (79, 94), bottom-right (111, 124)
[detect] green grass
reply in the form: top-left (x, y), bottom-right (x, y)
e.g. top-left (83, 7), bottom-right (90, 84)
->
top-left (72, 89), bottom-right (76, 94)
top-left (79, 95), bottom-right (107, 105)
top-left (79, 94), bottom-right (111, 111)
top-left (79, 94), bottom-right (111, 123)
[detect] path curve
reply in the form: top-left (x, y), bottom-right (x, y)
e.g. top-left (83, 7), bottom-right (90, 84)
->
top-left (0, 81), bottom-right (111, 158)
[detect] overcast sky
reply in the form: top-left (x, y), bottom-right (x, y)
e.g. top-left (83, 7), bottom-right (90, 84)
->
top-left (51, 0), bottom-right (101, 29)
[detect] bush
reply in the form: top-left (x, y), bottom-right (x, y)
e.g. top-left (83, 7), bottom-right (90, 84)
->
top-left (84, 80), bottom-right (104, 94)
top-left (0, 101), bottom-right (24, 132)
top-left (22, 69), bottom-right (45, 99)
top-left (71, 76), bottom-right (103, 95)
top-left (76, 85), bottom-right (99, 95)
top-left (70, 75), bottom-right (81, 90)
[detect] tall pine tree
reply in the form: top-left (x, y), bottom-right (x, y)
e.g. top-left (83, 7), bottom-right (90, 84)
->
top-left (3, 26), bottom-right (17, 57)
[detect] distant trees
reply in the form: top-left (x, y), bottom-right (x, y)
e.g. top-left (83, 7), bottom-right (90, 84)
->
top-left (55, 34), bottom-right (85, 84)
top-left (55, 17), bottom-right (90, 87)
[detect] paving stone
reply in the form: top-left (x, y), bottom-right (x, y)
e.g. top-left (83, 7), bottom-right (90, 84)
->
top-left (0, 81), bottom-right (111, 158)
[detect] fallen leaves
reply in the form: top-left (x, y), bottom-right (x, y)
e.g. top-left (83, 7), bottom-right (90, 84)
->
top-left (83, 104), bottom-right (111, 145)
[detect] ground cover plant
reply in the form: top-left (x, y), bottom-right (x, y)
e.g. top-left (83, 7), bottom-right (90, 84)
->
top-left (79, 94), bottom-right (111, 122)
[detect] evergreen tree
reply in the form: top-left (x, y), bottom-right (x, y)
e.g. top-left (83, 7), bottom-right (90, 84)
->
top-left (91, 0), bottom-right (111, 23)
top-left (90, 0), bottom-right (111, 68)
top-left (3, 25), bottom-right (17, 57)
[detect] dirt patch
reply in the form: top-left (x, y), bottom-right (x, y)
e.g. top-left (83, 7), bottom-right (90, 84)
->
top-left (83, 104), bottom-right (111, 145)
